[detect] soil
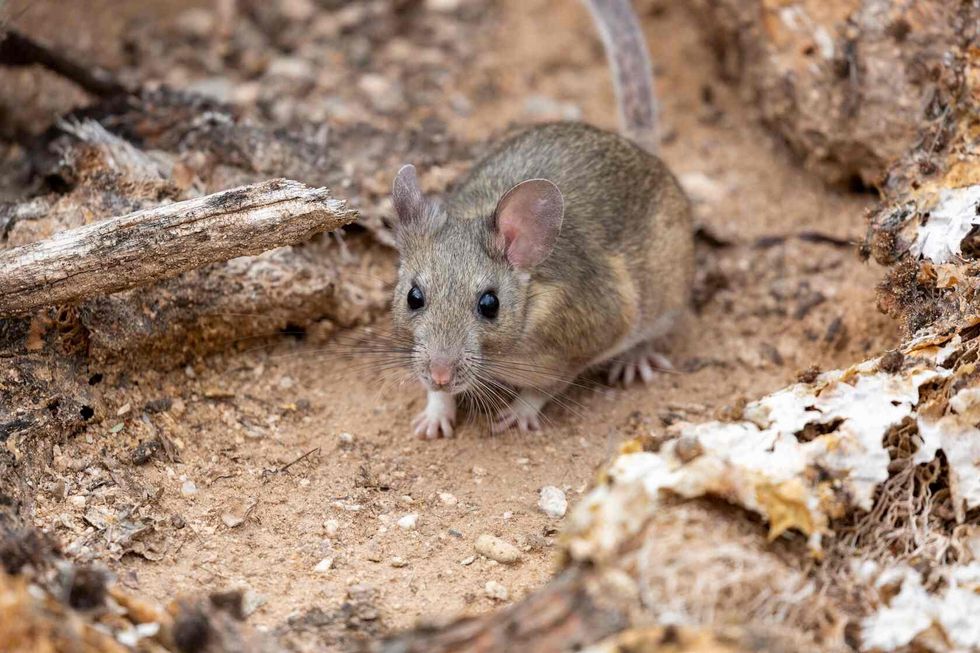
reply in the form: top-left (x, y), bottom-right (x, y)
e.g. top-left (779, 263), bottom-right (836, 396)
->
top-left (5, 0), bottom-right (900, 646)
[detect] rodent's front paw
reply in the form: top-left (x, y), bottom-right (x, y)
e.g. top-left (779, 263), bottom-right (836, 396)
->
top-left (413, 391), bottom-right (457, 439)
top-left (412, 411), bottom-right (455, 439)
top-left (492, 403), bottom-right (542, 434)
top-left (412, 410), bottom-right (456, 440)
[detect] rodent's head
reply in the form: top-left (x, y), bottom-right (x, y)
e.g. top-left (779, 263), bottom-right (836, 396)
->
top-left (389, 164), bottom-right (564, 395)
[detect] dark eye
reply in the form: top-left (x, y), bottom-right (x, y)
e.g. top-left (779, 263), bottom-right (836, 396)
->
top-left (407, 285), bottom-right (425, 310)
top-left (478, 290), bottom-right (499, 319)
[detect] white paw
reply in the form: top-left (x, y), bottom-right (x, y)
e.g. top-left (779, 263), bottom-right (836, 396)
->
top-left (492, 401), bottom-right (542, 433)
top-left (607, 349), bottom-right (673, 386)
top-left (413, 391), bottom-right (456, 440)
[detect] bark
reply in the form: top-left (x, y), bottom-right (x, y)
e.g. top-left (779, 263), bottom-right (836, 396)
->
top-left (374, 568), bottom-right (628, 653)
top-left (0, 179), bottom-right (356, 317)
top-left (690, 0), bottom-right (977, 187)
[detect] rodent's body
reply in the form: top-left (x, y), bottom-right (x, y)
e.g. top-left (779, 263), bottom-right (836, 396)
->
top-left (446, 122), bottom-right (692, 389)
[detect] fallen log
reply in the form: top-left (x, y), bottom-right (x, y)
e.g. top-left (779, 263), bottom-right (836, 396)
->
top-left (0, 179), bottom-right (356, 317)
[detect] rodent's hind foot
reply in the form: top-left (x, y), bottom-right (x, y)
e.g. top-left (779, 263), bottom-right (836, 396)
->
top-left (413, 390), bottom-right (457, 439)
top-left (607, 344), bottom-right (674, 386)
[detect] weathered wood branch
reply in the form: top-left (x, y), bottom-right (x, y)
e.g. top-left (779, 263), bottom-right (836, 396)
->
top-left (373, 567), bottom-right (628, 653)
top-left (0, 179), bottom-right (357, 316)
top-left (0, 29), bottom-right (129, 97)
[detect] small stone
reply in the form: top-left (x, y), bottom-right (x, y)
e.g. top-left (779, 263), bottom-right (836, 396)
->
top-left (448, 528), bottom-right (463, 538)
top-left (390, 556), bottom-right (407, 568)
top-left (175, 8), bottom-right (214, 38)
top-left (484, 580), bottom-right (509, 601)
top-left (461, 555), bottom-right (476, 566)
top-left (324, 519), bottom-right (340, 536)
top-left (438, 492), bottom-right (457, 505)
top-left (474, 534), bottom-right (521, 564)
top-left (678, 171), bottom-right (725, 205)
top-left (181, 480), bottom-right (198, 497)
top-left (116, 403), bottom-right (132, 417)
top-left (338, 432), bottom-right (354, 445)
top-left (674, 435), bottom-right (704, 463)
top-left (267, 58), bottom-right (313, 82)
top-left (358, 73), bottom-right (403, 113)
top-left (241, 589), bottom-right (265, 617)
top-left (277, 375), bottom-right (296, 390)
top-left (538, 486), bottom-right (567, 518)
top-left (426, 0), bottom-right (460, 10)
top-left (185, 77), bottom-right (235, 104)
top-left (109, 422), bottom-right (125, 434)
top-left (314, 557), bottom-right (334, 573)
top-left (397, 513), bottom-right (418, 530)
top-left (472, 466), bottom-right (487, 476)
top-left (523, 95), bottom-right (581, 121)
top-left (280, 0), bottom-right (316, 21)
top-left (221, 512), bottom-right (244, 528)
top-left (69, 495), bottom-right (87, 509)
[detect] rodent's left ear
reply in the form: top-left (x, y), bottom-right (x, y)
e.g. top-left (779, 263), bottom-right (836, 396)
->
top-left (493, 179), bottom-right (564, 269)
top-left (392, 164), bottom-right (426, 226)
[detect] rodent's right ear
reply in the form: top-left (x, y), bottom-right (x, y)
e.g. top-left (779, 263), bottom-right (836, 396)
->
top-left (392, 164), bottom-right (426, 227)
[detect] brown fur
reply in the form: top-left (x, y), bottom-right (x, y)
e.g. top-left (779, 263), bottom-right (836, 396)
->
top-left (392, 122), bottom-right (693, 398)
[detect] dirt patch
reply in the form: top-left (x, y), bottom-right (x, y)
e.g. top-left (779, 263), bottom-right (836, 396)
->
top-left (4, 0), bottom-right (899, 646)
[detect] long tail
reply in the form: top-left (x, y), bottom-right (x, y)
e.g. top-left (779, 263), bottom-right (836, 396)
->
top-left (581, 0), bottom-right (659, 153)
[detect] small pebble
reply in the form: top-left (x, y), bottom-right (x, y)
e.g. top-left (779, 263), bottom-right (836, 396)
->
top-left (116, 404), bottom-right (132, 417)
top-left (475, 534), bottom-right (521, 564)
top-left (314, 558), bottom-right (334, 573)
top-left (397, 513), bottom-right (418, 530)
top-left (461, 555), bottom-right (476, 566)
top-left (484, 580), bottom-right (509, 601)
top-left (180, 480), bottom-right (197, 497)
top-left (324, 519), bottom-right (340, 536)
top-left (69, 495), bottom-right (87, 509)
top-left (221, 512), bottom-right (244, 528)
top-left (390, 556), bottom-right (408, 568)
top-left (241, 589), bottom-right (265, 617)
top-left (438, 492), bottom-right (458, 506)
top-left (338, 432), bottom-right (354, 445)
top-left (538, 486), bottom-right (567, 519)
top-left (426, 0), bottom-right (461, 10)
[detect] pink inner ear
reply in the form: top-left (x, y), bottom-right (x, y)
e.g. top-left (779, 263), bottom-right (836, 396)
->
top-left (495, 179), bottom-right (564, 269)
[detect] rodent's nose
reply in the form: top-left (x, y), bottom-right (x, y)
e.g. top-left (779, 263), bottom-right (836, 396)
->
top-left (429, 360), bottom-right (455, 387)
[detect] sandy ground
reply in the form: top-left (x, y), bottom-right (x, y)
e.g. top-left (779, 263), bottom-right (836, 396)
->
top-left (7, 0), bottom-right (900, 644)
